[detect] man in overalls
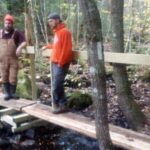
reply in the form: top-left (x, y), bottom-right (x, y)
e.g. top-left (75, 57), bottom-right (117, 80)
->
top-left (0, 14), bottom-right (26, 100)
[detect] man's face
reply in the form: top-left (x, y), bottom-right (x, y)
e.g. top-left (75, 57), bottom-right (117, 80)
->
top-left (4, 20), bottom-right (13, 32)
top-left (48, 19), bottom-right (59, 29)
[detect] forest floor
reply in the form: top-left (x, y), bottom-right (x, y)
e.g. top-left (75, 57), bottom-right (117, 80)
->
top-left (38, 63), bottom-right (150, 135)
top-left (0, 62), bottom-right (149, 150)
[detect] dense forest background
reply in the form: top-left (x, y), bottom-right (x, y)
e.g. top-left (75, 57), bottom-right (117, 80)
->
top-left (0, 0), bottom-right (150, 54)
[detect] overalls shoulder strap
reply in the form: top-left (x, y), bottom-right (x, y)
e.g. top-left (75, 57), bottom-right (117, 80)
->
top-left (0, 29), bottom-right (3, 39)
top-left (11, 29), bottom-right (17, 39)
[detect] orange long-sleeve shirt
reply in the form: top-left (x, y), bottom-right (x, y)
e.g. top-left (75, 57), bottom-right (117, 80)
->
top-left (46, 23), bottom-right (73, 66)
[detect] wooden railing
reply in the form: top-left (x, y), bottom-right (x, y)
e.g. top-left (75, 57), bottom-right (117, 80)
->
top-left (24, 46), bottom-right (150, 100)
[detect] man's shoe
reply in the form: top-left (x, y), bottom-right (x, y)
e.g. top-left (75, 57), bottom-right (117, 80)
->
top-left (3, 83), bottom-right (11, 101)
top-left (51, 102), bottom-right (59, 113)
top-left (10, 84), bottom-right (19, 100)
top-left (42, 100), bottom-right (51, 106)
top-left (4, 94), bottom-right (11, 101)
top-left (52, 105), bottom-right (68, 114)
top-left (11, 94), bottom-right (19, 99)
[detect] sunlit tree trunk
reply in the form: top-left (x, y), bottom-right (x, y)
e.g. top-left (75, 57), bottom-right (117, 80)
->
top-left (38, 0), bottom-right (48, 44)
top-left (79, 0), bottom-right (114, 149)
top-left (125, 0), bottom-right (135, 52)
top-left (29, 0), bottom-right (40, 57)
top-left (76, 0), bottom-right (80, 48)
top-left (24, 0), bottom-right (33, 46)
top-left (42, 0), bottom-right (48, 44)
top-left (110, 0), bottom-right (145, 130)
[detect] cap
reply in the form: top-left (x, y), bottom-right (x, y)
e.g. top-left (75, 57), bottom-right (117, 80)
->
top-left (4, 14), bottom-right (14, 23)
top-left (47, 12), bottom-right (61, 21)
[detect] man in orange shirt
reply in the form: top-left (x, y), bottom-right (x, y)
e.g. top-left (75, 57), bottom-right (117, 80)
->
top-left (42, 13), bottom-right (73, 114)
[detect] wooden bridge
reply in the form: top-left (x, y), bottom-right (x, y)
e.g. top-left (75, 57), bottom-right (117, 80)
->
top-left (0, 47), bottom-right (150, 150)
top-left (0, 97), bottom-right (150, 150)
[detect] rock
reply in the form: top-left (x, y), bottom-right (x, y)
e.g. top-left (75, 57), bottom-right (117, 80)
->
top-left (65, 73), bottom-right (91, 88)
top-left (16, 70), bottom-right (32, 99)
top-left (68, 91), bottom-right (92, 110)
top-left (0, 138), bottom-right (11, 148)
top-left (77, 67), bottom-right (83, 74)
top-left (106, 65), bottom-right (113, 80)
top-left (140, 68), bottom-right (150, 83)
top-left (41, 75), bottom-right (51, 84)
top-left (9, 134), bottom-right (21, 144)
top-left (25, 129), bottom-right (35, 139)
top-left (20, 139), bottom-right (35, 146)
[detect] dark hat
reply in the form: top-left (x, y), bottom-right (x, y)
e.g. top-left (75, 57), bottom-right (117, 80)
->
top-left (47, 12), bottom-right (61, 20)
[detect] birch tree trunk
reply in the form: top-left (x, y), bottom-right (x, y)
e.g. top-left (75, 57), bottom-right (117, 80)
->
top-left (78, 0), bottom-right (114, 149)
top-left (110, 0), bottom-right (145, 130)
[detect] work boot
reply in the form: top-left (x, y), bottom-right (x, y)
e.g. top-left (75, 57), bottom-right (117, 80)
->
top-left (51, 102), bottom-right (59, 112)
top-left (52, 104), bottom-right (68, 114)
top-left (10, 84), bottom-right (19, 99)
top-left (3, 83), bottom-right (11, 100)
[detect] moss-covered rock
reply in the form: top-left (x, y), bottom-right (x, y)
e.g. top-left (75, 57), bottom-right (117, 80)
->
top-left (67, 91), bottom-right (92, 110)
top-left (105, 65), bottom-right (113, 80)
top-left (141, 69), bottom-right (150, 82)
top-left (16, 70), bottom-right (32, 99)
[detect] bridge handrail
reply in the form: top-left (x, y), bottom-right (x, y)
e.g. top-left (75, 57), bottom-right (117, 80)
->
top-left (24, 46), bottom-right (150, 100)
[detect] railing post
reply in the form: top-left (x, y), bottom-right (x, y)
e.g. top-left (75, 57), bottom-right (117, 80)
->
top-left (29, 53), bottom-right (37, 100)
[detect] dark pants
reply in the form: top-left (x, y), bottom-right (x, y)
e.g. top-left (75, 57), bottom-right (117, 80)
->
top-left (51, 63), bottom-right (69, 106)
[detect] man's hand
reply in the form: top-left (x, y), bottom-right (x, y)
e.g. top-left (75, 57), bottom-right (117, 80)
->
top-left (16, 42), bottom-right (26, 57)
top-left (41, 46), bottom-right (47, 51)
top-left (16, 47), bottom-right (22, 57)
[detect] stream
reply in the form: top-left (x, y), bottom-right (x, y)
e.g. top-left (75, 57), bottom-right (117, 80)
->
top-left (0, 125), bottom-right (124, 150)
top-left (0, 125), bottom-right (99, 150)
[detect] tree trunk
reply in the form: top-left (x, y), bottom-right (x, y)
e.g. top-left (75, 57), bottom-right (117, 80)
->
top-left (110, 0), bottom-right (145, 130)
top-left (125, 0), bottom-right (135, 52)
top-left (78, 0), bottom-right (114, 149)
top-left (24, 1), bottom-right (33, 46)
top-left (29, 0), bottom-right (40, 57)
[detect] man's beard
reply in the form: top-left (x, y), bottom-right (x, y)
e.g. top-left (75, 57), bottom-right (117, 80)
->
top-left (4, 26), bottom-right (13, 32)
